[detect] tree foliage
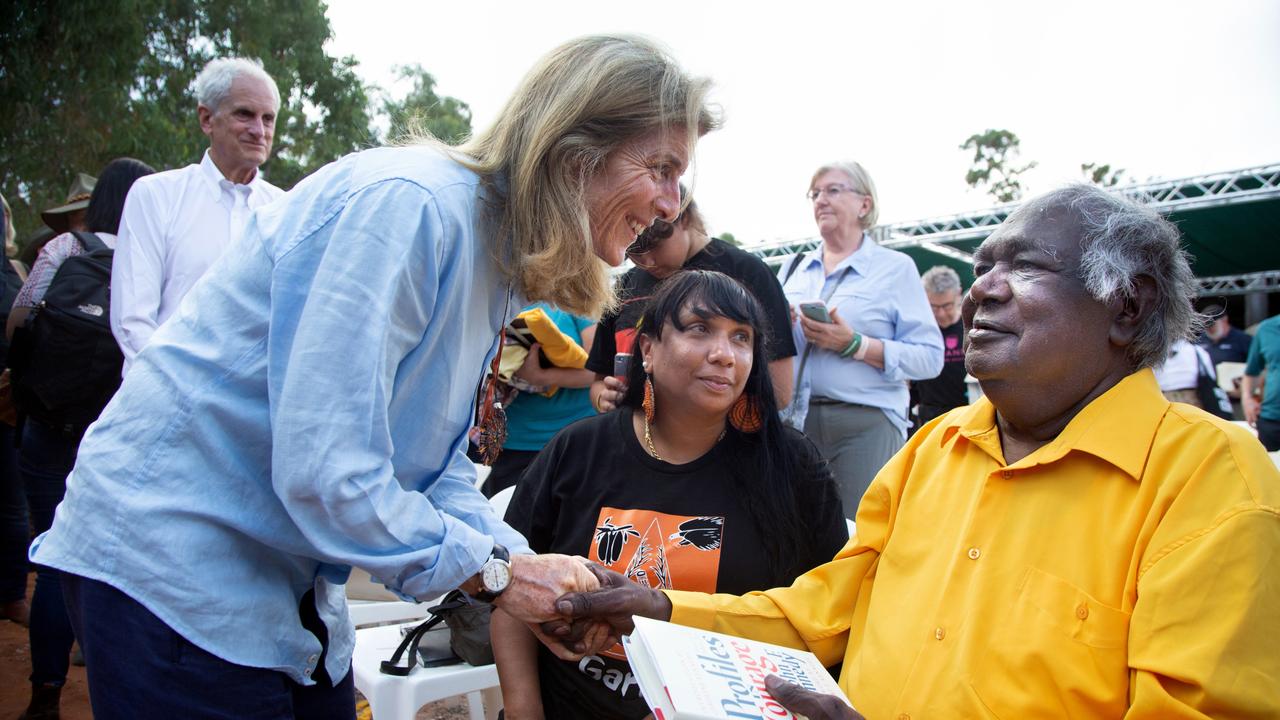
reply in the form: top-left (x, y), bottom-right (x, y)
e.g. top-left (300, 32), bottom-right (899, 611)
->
top-left (378, 65), bottom-right (472, 145)
top-left (1080, 162), bottom-right (1126, 187)
top-left (0, 0), bottom-right (382, 241)
top-left (959, 129), bottom-right (1037, 204)
top-left (718, 231), bottom-right (740, 247)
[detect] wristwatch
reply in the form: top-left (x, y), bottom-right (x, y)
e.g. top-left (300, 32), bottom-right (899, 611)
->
top-left (471, 544), bottom-right (512, 602)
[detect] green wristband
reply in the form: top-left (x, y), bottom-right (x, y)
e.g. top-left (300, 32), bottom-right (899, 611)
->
top-left (840, 333), bottom-right (862, 358)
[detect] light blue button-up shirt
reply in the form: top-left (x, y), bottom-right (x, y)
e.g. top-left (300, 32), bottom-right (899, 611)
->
top-left (780, 236), bottom-right (944, 437)
top-left (33, 145), bottom-right (530, 684)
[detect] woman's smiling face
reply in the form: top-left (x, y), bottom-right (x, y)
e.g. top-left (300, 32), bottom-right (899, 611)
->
top-left (585, 127), bottom-right (689, 266)
top-left (640, 300), bottom-right (755, 419)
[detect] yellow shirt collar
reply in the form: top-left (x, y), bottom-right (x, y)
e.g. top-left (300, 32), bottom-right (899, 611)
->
top-left (938, 369), bottom-right (1167, 480)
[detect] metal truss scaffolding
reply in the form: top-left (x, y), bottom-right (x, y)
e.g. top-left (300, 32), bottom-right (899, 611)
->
top-left (749, 163), bottom-right (1280, 293)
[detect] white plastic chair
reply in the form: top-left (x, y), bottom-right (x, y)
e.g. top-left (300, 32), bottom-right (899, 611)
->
top-left (349, 464), bottom-right (509, 719)
top-left (350, 602), bottom-right (501, 720)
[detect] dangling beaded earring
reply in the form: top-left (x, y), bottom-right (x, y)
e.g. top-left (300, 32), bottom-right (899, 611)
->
top-left (728, 393), bottom-right (763, 433)
top-left (642, 373), bottom-right (656, 424)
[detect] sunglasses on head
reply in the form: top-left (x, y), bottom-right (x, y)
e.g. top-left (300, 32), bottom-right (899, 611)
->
top-left (625, 218), bottom-right (676, 257)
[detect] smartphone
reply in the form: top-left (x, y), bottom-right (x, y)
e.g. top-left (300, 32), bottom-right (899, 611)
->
top-left (613, 353), bottom-right (632, 380)
top-left (799, 302), bottom-right (833, 323)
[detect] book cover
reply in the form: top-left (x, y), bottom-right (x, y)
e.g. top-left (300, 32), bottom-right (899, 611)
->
top-left (622, 615), bottom-right (850, 720)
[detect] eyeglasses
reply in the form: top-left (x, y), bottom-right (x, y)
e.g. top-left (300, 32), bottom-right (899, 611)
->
top-left (625, 218), bottom-right (676, 257)
top-left (930, 301), bottom-right (961, 311)
top-left (806, 185), bottom-right (864, 202)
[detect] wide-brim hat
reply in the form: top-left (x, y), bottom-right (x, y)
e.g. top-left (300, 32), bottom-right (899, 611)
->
top-left (41, 172), bottom-right (97, 233)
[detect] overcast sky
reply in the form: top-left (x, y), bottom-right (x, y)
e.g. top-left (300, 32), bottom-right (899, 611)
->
top-left (324, 0), bottom-right (1280, 246)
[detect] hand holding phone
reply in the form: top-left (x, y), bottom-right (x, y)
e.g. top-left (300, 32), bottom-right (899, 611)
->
top-left (799, 301), bottom-right (834, 324)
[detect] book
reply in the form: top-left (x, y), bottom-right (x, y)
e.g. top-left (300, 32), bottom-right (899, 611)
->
top-left (622, 615), bottom-right (851, 720)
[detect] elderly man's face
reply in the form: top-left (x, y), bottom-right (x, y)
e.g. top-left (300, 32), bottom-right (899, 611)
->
top-left (199, 76), bottom-right (277, 180)
top-left (962, 203), bottom-right (1116, 396)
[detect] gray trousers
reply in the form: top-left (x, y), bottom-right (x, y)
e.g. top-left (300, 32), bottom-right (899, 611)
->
top-left (805, 401), bottom-right (904, 519)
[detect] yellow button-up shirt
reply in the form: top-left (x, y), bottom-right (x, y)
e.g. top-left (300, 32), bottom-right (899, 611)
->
top-left (667, 370), bottom-right (1280, 718)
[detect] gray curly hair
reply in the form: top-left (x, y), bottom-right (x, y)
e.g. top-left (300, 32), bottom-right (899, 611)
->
top-left (1030, 184), bottom-right (1203, 370)
top-left (194, 57), bottom-right (280, 113)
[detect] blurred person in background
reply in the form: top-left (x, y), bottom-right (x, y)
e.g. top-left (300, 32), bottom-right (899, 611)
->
top-left (780, 161), bottom-right (942, 517)
top-left (911, 265), bottom-right (968, 431)
top-left (1244, 314), bottom-right (1280, 451)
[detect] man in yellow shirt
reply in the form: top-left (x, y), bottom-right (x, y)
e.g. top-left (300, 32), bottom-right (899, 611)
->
top-left (551, 185), bottom-right (1280, 718)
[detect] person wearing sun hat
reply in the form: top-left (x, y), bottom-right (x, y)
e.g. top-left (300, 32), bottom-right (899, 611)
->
top-left (39, 173), bottom-right (97, 234)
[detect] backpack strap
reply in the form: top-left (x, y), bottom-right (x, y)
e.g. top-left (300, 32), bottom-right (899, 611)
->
top-left (782, 251), bottom-right (807, 285)
top-left (69, 231), bottom-right (108, 254)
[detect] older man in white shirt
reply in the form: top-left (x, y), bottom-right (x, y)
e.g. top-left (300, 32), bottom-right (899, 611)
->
top-left (111, 57), bottom-right (284, 373)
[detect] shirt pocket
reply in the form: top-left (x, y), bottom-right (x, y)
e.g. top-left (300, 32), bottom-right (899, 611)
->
top-left (829, 289), bottom-right (894, 339)
top-left (968, 567), bottom-right (1131, 719)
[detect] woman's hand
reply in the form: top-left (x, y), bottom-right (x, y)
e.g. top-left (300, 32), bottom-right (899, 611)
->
top-left (593, 376), bottom-right (628, 413)
top-left (765, 676), bottom-right (865, 720)
top-left (514, 343), bottom-right (555, 387)
top-left (800, 307), bottom-right (855, 353)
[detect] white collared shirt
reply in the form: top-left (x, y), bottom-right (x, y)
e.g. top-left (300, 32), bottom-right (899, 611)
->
top-left (111, 151), bottom-right (284, 373)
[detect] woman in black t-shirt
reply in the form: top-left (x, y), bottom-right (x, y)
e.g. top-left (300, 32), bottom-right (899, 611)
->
top-left (494, 270), bottom-right (848, 720)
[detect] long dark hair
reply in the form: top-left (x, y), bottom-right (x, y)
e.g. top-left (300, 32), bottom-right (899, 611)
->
top-left (621, 269), bottom-right (813, 579)
top-left (85, 158), bottom-right (155, 235)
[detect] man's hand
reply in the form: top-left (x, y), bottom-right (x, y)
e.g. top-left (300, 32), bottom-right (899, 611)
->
top-left (594, 376), bottom-right (628, 413)
top-left (539, 564), bottom-right (672, 656)
top-left (800, 307), bottom-right (855, 354)
top-left (494, 554), bottom-right (600, 625)
top-left (765, 675), bottom-right (864, 720)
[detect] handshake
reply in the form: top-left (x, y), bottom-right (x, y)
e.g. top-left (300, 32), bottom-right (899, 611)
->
top-left (492, 554), bottom-right (672, 661)
top-left (490, 556), bottom-right (864, 720)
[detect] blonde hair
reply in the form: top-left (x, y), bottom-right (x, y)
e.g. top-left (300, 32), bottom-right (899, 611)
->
top-left (456, 35), bottom-right (718, 318)
top-left (811, 160), bottom-right (879, 229)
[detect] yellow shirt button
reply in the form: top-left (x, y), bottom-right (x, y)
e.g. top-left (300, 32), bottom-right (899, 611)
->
top-left (1076, 603), bottom-right (1089, 620)
top-left (935, 627), bottom-right (946, 640)
top-left (1001, 470), bottom-right (1013, 479)
top-left (898, 714), bottom-right (911, 720)
top-left (967, 547), bottom-right (981, 560)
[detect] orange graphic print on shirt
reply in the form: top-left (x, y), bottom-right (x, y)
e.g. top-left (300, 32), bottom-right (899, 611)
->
top-left (590, 507), bottom-right (725, 659)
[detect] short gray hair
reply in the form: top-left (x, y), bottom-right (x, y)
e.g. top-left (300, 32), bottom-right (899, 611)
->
top-left (194, 57), bottom-right (280, 113)
top-left (810, 161), bottom-right (879, 228)
top-left (1030, 184), bottom-right (1203, 371)
top-left (922, 265), bottom-right (962, 295)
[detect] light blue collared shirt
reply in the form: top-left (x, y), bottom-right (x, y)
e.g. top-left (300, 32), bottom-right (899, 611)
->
top-left (780, 236), bottom-right (944, 437)
top-left (33, 145), bottom-right (530, 685)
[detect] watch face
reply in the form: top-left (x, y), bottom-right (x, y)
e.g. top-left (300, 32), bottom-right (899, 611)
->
top-left (482, 560), bottom-right (512, 593)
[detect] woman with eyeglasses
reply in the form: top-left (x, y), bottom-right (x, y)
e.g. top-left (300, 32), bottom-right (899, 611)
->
top-left (780, 161), bottom-right (943, 518)
top-left (587, 186), bottom-right (796, 414)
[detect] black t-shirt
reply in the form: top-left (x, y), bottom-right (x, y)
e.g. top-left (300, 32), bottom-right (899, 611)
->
top-left (1199, 327), bottom-right (1252, 366)
top-left (914, 320), bottom-right (967, 422)
top-left (504, 408), bottom-right (847, 720)
top-left (586, 238), bottom-right (797, 376)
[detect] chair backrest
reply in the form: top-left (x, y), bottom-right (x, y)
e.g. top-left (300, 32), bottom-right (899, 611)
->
top-left (489, 486), bottom-right (515, 519)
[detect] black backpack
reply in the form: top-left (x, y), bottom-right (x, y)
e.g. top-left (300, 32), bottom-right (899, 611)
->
top-left (8, 231), bottom-right (123, 433)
